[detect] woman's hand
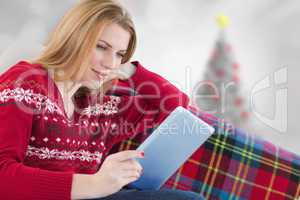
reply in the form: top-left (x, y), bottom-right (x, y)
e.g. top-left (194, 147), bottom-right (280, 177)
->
top-left (117, 62), bottom-right (136, 80)
top-left (91, 150), bottom-right (144, 198)
top-left (105, 62), bottom-right (136, 81)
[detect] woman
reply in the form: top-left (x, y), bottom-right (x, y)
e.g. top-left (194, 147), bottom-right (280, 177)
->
top-left (0, 0), bottom-right (203, 199)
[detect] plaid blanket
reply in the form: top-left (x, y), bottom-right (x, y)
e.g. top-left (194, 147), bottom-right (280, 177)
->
top-left (110, 105), bottom-right (300, 200)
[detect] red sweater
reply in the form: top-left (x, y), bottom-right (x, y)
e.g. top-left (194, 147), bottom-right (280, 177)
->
top-left (0, 61), bottom-right (189, 200)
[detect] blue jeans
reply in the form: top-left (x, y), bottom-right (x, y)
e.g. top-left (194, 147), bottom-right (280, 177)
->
top-left (87, 189), bottom-right (204, 200)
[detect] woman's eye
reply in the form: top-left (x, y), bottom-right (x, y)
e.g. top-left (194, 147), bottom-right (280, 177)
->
top-left (96, 44), bottom-right (106, 50)
top-left (117, 53), bottom-right (125, 58)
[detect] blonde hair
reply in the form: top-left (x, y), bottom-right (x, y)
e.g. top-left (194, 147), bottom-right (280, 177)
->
top-left (33, 0), bottom-right (136, 82)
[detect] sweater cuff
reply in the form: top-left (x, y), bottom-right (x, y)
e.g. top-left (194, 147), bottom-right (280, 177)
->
top-left (129, 61), bottom-right (145, 89)
top-left (33, 169), bottom-right (73, 200)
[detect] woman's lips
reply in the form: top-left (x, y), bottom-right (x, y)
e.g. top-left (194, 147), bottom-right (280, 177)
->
top-left (91, 68), bottom-right (107, 79)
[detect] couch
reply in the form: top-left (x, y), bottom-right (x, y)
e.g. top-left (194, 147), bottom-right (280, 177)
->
top-left (110, 93), bottom-right (300, 200)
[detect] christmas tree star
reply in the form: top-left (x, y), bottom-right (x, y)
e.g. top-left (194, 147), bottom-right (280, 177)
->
top-left (216, 14), bottom-right (230, 29)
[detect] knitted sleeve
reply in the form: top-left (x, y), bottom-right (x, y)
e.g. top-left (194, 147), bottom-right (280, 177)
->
top-left (128, 61), bottom-right (190, 123)
top-left (107, 61), bottom-right (190, 147)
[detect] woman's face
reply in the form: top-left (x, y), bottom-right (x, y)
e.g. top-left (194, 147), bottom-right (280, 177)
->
top-left (80, 23), bottom-right (131, 88)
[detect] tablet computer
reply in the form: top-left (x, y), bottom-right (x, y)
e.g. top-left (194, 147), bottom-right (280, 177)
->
top-left (127, 106), bottom-right (215, 190)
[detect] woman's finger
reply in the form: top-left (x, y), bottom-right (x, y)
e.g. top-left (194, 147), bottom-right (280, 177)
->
top-left (120, 159), bottom-right (143, 172)
top-left (121, 169), bottom-right (142, 179)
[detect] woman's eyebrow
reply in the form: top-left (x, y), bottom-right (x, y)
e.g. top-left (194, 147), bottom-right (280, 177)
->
top-left (98, 40), bottom-right (127, 52)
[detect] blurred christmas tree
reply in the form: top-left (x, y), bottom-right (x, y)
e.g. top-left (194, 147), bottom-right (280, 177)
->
top-left (194, 15), bottom-right (249, 127)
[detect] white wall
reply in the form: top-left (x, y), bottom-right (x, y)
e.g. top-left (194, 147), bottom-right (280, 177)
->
top-left (0, 0), bottom-right (299, 154)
